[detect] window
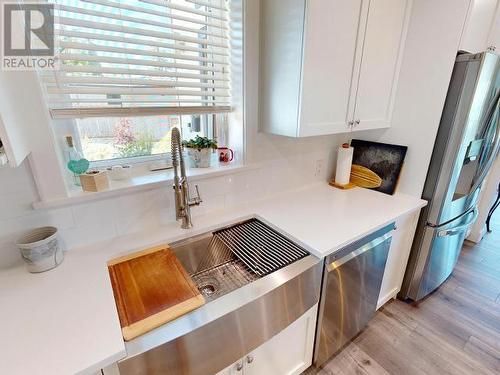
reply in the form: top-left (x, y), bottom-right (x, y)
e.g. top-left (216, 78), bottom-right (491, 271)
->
top-left (73, 113), bottom-right (224, 163)
top-left (40, 0), bottom-right (233, 165)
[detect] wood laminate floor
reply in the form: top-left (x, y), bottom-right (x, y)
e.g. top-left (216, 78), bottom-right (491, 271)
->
top-left (307, 215), bottom-right (500, 375)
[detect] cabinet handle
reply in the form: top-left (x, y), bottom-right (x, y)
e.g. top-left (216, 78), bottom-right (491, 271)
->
top-left (355, 119), bottom-right (360, 126)
top-left (348, 120), bottom-right (354, 127)
top-left (246, 355), bottom-right (254, 364)
top-left (235, 362), bottom-right (243, 371)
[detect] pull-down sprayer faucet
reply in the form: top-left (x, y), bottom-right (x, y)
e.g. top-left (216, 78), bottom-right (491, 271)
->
top-left (171, 127), bottom-right (202, 229)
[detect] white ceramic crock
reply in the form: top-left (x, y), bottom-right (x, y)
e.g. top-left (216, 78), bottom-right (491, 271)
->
top-left (15, 227), bottom-right (64, 273)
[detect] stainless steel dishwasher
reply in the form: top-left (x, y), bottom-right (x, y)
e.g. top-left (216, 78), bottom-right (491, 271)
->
top-left (313, 223), bottom-right (395, 367)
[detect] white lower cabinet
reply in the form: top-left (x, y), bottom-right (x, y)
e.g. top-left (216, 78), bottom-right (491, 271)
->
top-left (102, 363), bottom-right (120, 375)
top-left (216, 304), bottom-right (318, 375)
top-left (377, 210), bottom-right (420, 308)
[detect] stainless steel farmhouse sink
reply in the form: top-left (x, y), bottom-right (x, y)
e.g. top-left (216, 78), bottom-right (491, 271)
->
top-left (118, 219), bottom-right (323, 375)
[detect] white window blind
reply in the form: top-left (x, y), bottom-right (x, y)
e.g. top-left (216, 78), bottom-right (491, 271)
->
top-left (43, 0), bottom-right (231, 118)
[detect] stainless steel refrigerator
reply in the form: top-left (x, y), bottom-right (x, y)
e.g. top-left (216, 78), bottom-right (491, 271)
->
top-left (400, 51), bottom-right (500, 302)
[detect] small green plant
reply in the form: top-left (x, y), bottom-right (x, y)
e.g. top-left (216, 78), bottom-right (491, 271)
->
top-left (182, 136), bottom-right (217, 150)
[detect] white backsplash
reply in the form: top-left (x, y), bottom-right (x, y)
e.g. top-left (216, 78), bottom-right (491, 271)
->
top-left (0, 133), bottom-right (346, 270)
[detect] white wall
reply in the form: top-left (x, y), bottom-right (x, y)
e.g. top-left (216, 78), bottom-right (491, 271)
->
top-left (349, 0), bottom-right (471, 197)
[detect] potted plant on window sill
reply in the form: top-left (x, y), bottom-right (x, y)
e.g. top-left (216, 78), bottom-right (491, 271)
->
top-left (182, 136), bottom-right (217, 168)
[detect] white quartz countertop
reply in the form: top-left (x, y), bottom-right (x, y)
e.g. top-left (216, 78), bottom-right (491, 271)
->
top-left (0, 184), bottom-right (426, 375)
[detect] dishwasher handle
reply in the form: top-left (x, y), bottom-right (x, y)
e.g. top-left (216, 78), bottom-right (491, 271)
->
top-left (327, 232), bottom-right (393, 272)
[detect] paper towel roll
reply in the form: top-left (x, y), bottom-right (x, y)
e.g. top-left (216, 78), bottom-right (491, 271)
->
top-left (335, 144), bottom-right (354, 185)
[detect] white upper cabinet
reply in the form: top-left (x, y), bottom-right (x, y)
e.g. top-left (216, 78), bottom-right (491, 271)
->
top-left (351, 0), bottom-right (410, 131)
top-left (259, 0), bottom-right (307, 137)
top-left (298, 0), bottom-right (363, 136)
top-left (460, 0), bottom-right (499, 53)
top-left (260, 0), bottom-right (412, 137)
top-left (487, 2), bottom-right (500, 51)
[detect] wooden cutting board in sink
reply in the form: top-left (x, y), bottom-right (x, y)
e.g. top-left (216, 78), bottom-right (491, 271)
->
top-left (108, 245), bottom-right (205, 341)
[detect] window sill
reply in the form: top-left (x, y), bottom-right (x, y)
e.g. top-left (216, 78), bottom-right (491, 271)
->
top-left (32, 163), bottom-right (253, 210)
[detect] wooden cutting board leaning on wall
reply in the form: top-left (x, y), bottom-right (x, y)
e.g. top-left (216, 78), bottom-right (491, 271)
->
top-left (108, 245), bottom-right (205, 341)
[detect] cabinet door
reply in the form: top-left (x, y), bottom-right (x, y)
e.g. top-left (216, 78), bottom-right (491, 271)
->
top-left (487, 2), bottom-right (500, 52)
top-left (260, 0), bottom-right (307, 137)
top-left (298, 0), bottom-right (363, 137)
top-left (460, 0), bottom-right (499, 53)
top-left (351, 0), bottom-right (411, 131)
top-left (102, 363), bottom-right (120, 375)
top-left (244, 305), bottom-right (318, 375)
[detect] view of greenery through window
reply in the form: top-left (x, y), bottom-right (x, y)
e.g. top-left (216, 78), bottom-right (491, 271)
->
top-left (76, 115), bottom-right (206, 162)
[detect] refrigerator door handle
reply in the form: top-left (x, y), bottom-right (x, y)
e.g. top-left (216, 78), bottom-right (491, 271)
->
top-left (437, 208), bottom-right (478, 237)
top-left (469, 93), bottom-right (500, 195)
